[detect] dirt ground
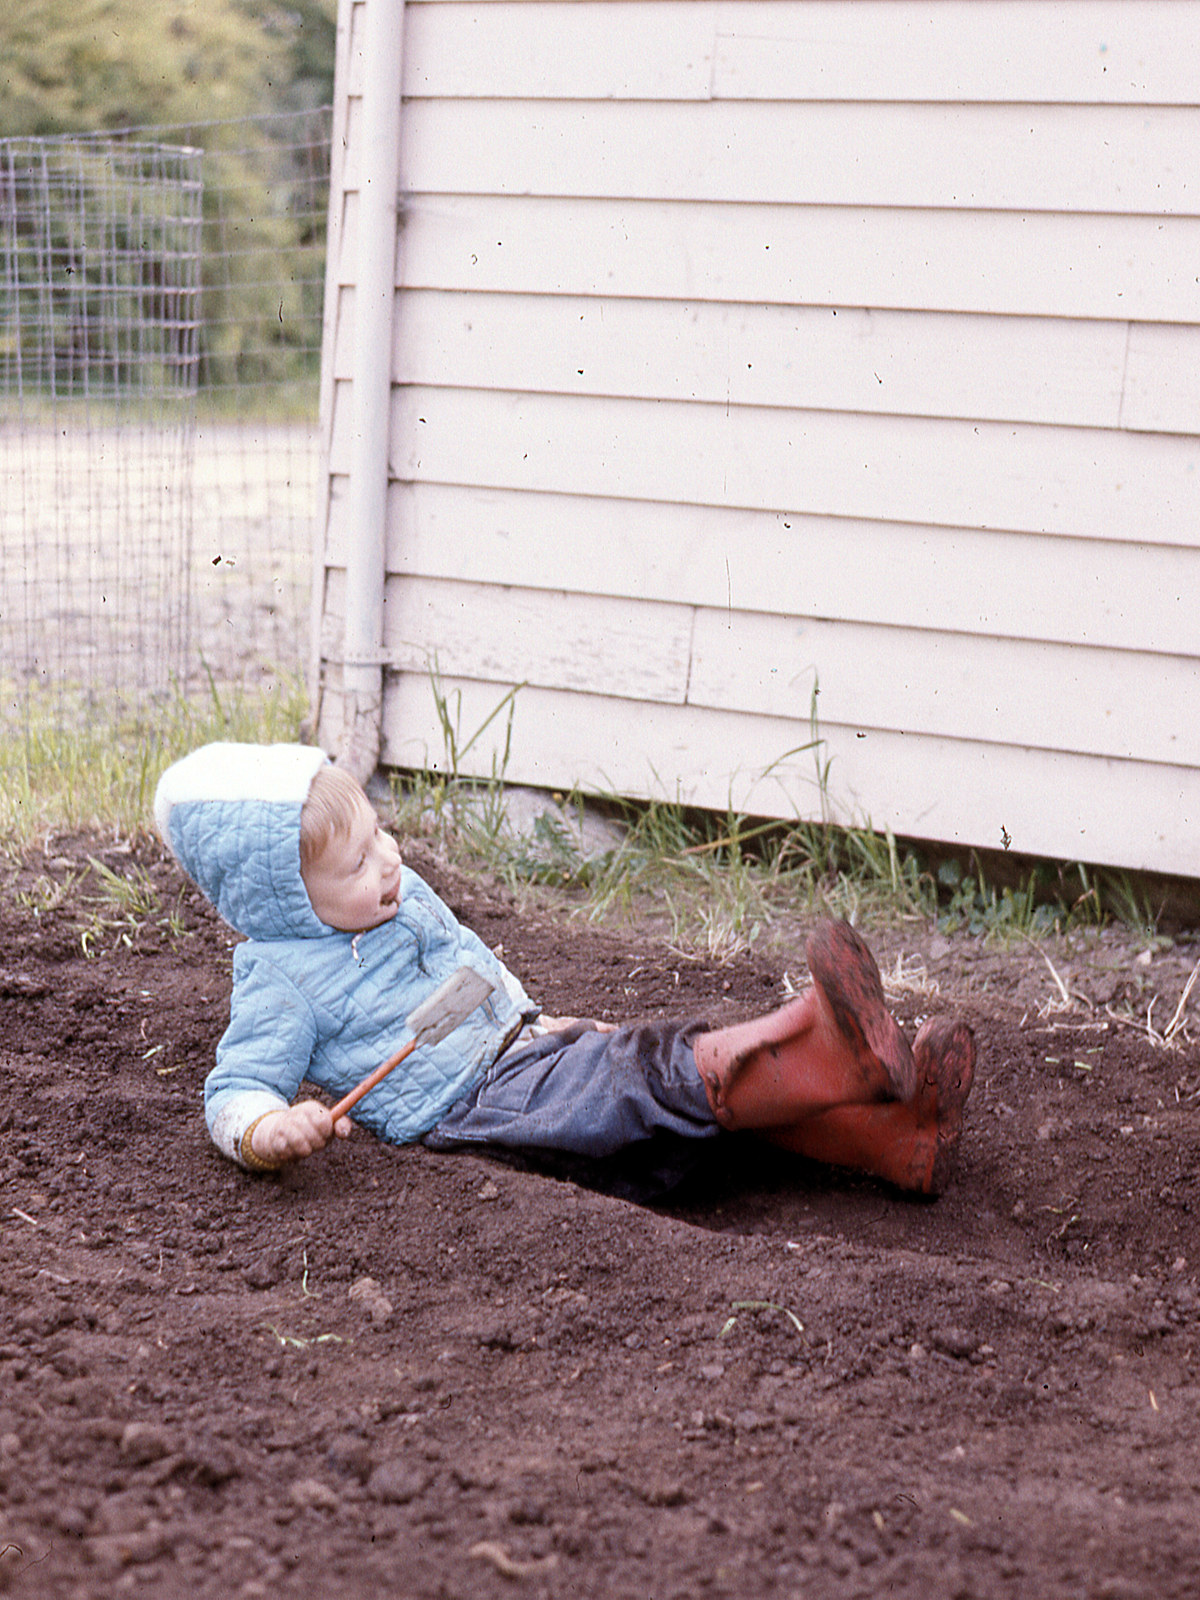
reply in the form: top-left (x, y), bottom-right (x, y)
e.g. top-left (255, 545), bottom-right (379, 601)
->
top-left (4, 834), bottom-right (1200, 1600)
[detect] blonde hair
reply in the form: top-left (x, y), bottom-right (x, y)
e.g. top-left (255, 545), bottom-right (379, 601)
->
top-left (300, 764), bottom-right (370, 871)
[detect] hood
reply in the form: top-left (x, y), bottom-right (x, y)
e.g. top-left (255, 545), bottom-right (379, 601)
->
top-left (154, 742), bottom-right (334, 940)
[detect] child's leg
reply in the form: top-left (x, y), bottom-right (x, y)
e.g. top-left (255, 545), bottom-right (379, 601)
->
top-left (426, 1019), bottom-right (719, 1158)
top-left (693, 919), bottom-right (916, 1128)
top-left (767, 1015), bottom-right (976, 1195)
top-left (428, 923), bottom-right (973, 1195)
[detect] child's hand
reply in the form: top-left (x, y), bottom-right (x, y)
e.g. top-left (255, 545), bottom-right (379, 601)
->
top-left (248, 1101), bottom-right (352, 1165)
top-left (538, 1015), bottom-right (618, 1036)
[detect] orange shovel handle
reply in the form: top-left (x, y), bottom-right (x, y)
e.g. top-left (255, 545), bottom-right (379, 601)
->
top-left (328, 1038), bottom-right (418, 1123)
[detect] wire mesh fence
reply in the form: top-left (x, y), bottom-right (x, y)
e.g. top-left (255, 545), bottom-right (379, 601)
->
top-left (0, 108), bottom-right (331, 732)
top-left (0, 138), bottom-right (203, 401)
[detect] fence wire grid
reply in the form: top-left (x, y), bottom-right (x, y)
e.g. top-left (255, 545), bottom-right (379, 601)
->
top-left (0, 109), bottom-right (331, 729)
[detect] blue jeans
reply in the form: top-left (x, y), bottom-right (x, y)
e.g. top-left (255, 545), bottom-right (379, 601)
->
top-left (425, 1020), bottom-right (718, 1158)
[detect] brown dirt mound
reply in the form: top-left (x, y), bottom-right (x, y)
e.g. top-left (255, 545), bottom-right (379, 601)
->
top-left (3, 837), bottom-right (1200, 1599)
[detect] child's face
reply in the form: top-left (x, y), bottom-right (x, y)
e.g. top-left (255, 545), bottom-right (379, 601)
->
top-left (301, 793), bottom-right (403, 932)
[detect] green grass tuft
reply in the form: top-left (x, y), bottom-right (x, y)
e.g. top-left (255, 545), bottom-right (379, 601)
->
top-left (0, 672), bottom-right (309, 849)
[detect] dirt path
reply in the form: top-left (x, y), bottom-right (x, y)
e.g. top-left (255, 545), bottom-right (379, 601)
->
top-left (1, 421), bottom-right (315, 700)
top-left (3, 837), bottom-right (1200, 1599)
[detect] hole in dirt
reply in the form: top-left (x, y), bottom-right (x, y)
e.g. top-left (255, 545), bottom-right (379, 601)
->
top-left (482, 1135), bottom-right (1002, 1265)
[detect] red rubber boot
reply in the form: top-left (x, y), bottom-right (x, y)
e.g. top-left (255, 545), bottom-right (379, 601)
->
top-left (693, 920), bottom-right (916, 1130)
top-left (768, 1014), bottom-right (976, 1195)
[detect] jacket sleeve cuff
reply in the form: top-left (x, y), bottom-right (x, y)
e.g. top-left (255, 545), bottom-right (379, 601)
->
top-left (210, 1090), bottom-right (291, 1169)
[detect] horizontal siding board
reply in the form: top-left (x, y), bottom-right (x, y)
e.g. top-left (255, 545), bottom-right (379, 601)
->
top-left (329, 385), bottom-right (1200, 547)
top-left (324, 480), bottom-right (1200, 658)
top-left (1123, 323), bottom-right (1200, 435)
top-left (397, 0), bottom-right (1200, 106)
top-left (371, 196), bottom-right (1200, 323)
top-left (402, 1), bottom-right (717, 101)
top-left (365, 289), bottom-right (1130, 428)
top-left (322, 573), bottom-right (693, 701)
top-left (395, 99), bottom-right (1200, 217)
top-left (711, 0), bottom-right (1200, 106)
top-left (379, 673), bottom-right (1200, 876)
top-left (688, 610), bottom-right (1200, 769)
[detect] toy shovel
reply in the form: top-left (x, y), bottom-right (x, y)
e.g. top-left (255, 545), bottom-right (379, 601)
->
top-left (328, 967), bottom-right (496, 1122)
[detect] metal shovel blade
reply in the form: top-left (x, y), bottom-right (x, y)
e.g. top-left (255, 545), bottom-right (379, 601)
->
top-left (326, 967), bottom-right (499, 1124)
top-left (408, 967), bottom-right (496, 1047)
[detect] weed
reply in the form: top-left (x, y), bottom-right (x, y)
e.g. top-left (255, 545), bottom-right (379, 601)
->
top-left (427, 653), bottom-right (522, 783)
top-left (77, 857), bottom-right (194, 956)
top-left (876, 953), bottom-right (940, 1002)
top-left (1093, 868), bottom-right (1165, 945)
top-left (14, 870), bottom-right (83, 917)
top-left (5, 653), bottom-right (1178, 951)
top-left (500, 808), bottom-right (595, 890)
top-left (935, 858), bottom-right (1061, 942)
top-left (87, 857), bottom-right (160, 919)
top-left (386, 655), bottom-right (528, 864)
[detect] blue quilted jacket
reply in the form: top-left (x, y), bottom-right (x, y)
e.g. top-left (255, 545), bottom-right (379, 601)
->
top-left (154, 743), bottom-right (536, 1166)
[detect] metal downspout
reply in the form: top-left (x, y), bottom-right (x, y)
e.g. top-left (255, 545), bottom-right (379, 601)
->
top-left (339, 0), bottom-right (405, 779)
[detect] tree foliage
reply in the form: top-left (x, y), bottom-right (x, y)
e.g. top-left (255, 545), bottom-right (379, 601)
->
top-left (0, 1), bottom-right (338, 399)
top-left (0, 0), bottom-right (337, 139)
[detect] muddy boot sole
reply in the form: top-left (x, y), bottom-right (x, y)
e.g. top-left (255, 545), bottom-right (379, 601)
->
top-left (912, 1014), bottom-right (977, 1195)
top-left (805, 920), bottom-right (917, 1102)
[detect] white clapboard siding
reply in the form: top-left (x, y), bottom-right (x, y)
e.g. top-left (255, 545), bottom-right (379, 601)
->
top-left (353, 290), bottom-right (1133, 429)
top-left (321, 483), bottom-right (1200, 660)
top-left (318, 572), bottom-right (1200, 769)
top-left (317, 0), bottom-right (1200, 878)
top-left (708, 0), bottom-right (1200, 106)
top-left (1123, 324), bottom-right (1200, 435)
top-left (399, 0), bottom-right (720, 101)
top-left (353, 195), bottom-right (1200, 324)
top-left (686, 611), bottom-right (1200, 770)
top-left (366, 292), bottom-right (1200, 438)
top-left (338, 286), bottom-right (1200, 435)
top-left (394, 1), bottom-right (1200, 106)
top-left (386, 292), bottom-right (1200, 436)
top-left (378, 673), bottom-right (1200, 878)
top-left (323, 571), bottom-right (693, 701)
top-left (386, 98), bottom-right (1200, 217)
top-left (326, 384), bottom-right (1200, 549)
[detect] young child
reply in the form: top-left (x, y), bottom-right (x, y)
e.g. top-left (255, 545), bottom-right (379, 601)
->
top-left (154, 742), bottom-right (975, 1195)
